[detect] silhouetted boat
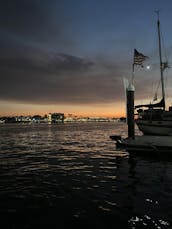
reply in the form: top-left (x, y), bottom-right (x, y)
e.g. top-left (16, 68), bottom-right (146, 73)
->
top-left (135, 12), bottom-right (172, 136)
top-left (110, 12), bottom-right (172, 155)
top-left (115, 135), bottom-right (172, 154)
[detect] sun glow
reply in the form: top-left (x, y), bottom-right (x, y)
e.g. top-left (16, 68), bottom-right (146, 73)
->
top-left (0, 100), bottom-right (125, 118)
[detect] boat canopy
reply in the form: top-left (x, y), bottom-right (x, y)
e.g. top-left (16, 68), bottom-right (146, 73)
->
top-left (135, 98), bottom-right (165, 109)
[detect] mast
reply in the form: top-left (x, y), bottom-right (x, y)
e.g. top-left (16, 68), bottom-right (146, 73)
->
top-left (156, 11), bottom-right (166, 110)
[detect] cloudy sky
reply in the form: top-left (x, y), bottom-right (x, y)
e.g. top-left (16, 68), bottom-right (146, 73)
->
top-left (1, 0), bottom-right (172, 117)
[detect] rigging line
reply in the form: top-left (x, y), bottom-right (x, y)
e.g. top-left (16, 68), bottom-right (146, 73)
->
top-left (164, 68), bottom-right (169, 97)
top-left (160, 29), bottom-right (169, 94)
top-left (150, 75), bottom-right (154, 100)
top-left (153, 68), bottom-right (169, 103)
top-left (156, 79), bottom-right (161, 93)
top-left (152, 79), bottom-right (161, 102)
top-left (157, 20), bottom-right (169, 99)
top-left (167, 46), bottom-right (172, 60)
top-left (160, 29), bottom-right (168, 62)
top-left (150, 72), bottom-right (160, 103)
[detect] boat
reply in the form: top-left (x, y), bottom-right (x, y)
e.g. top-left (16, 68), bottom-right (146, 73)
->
top-left (110, 12), bottom-right (172, 155)
top-left (135, 12), bottom-right (172, 136)
top-left (115, 135), bottom-right (172, 154)
top-left (0, 120), bottom-right (5, 124)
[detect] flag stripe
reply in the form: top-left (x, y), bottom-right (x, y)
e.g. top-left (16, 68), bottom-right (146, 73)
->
top-left (133, 49), bottom-right (148, 66)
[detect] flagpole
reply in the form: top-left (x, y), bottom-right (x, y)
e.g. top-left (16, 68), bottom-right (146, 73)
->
top-left (131, 63), bottom-right (135, 85)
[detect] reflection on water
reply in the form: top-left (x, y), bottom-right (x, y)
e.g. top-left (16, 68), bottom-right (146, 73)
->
top-left (116, 156), bottom-right (171, 228)
top-left (0, 122), bottom-right (171, 228)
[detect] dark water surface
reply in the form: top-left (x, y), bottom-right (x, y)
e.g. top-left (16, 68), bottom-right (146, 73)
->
top-left (0, 122), bottom-right (171, 228)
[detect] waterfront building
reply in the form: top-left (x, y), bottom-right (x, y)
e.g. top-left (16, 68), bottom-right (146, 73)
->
top-left (48, 113), bottom-right (64, 123)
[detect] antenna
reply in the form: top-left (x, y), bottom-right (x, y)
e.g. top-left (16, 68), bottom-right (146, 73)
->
top-left (155, 10), bottom-right (160, 19)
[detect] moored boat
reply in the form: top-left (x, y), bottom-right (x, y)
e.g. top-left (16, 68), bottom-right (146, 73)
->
top-left (135, 11), bottom-right (172, 136)
top-left (111, 12), bottom-right (172, 155)
top-left (116, 135), bottom-right (172, 154)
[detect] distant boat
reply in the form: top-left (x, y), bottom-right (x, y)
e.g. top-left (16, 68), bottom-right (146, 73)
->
top-left (119, 117), bottom-right (126, 122)
top-left (135, 12), bottom-right (172, 136)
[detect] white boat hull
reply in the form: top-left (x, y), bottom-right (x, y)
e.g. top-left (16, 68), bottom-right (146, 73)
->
top-left (116, 135), bottom-right (172, 154)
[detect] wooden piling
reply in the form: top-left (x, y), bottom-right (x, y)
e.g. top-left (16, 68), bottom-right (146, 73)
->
top-left (127, 83), bottom-right (135, 139)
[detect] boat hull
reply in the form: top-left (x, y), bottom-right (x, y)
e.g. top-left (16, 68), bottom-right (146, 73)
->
top-left (135, 120), bottom-right (172, 136)
top-left (116, 135), bottom-right (172, 154)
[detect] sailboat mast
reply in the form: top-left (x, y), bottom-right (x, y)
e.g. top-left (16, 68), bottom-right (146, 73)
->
top-left (156, 11), bottom-right (166, 110)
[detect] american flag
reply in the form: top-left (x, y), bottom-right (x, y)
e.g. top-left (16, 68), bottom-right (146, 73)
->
top-left (133, 49), bottom-right (148, 66)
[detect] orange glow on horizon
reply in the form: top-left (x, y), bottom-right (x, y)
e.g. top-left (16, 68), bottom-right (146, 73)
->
top-left (0, 100), bottom-right (126, 118)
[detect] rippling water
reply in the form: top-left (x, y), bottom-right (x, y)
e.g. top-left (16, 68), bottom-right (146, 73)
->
top-left (0, 122), bottom-right (171, 228)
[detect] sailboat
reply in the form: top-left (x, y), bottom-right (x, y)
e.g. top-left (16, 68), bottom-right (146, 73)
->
top-left (135, 12), bottom-right (172, 136)
top-left (110, 12), bottom-right (172, 154)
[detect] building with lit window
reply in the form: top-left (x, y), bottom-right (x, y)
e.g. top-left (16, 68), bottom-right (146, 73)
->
top-left (48, 113), bottom-right (64, 123)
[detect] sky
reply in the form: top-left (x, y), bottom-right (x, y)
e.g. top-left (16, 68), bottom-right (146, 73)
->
top-left (1, 0), bottom-right (172, 117)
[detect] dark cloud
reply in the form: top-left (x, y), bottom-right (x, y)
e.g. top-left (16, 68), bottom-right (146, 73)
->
top-left (0, 53), bottom-right (94, 74)
top-left (42, 53), bottom-right (94, 73)
top-left (0, 0), bottom-right (132, 107)
top-left (0, 48), bottom-right (124, 105)
top-left (0, 0), bottom-right (74, 58)
top-left (0, 0), bottom-right (57, 41)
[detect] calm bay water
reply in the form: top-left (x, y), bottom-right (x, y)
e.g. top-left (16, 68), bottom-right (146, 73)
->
top-left (0, 122), bottom-right (171, 228)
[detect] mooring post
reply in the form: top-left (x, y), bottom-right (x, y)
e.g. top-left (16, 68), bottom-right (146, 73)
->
top-left (127, 83), bottom-right (135, 139)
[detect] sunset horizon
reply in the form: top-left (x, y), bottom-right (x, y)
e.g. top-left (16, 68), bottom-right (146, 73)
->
top-left (0, 101), bottom-right (126, 118)
top-left (1, 1), bottom-right (172, 117)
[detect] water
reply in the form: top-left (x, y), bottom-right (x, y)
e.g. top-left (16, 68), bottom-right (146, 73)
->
top-left (0, 122), bottom-right (171, 228)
